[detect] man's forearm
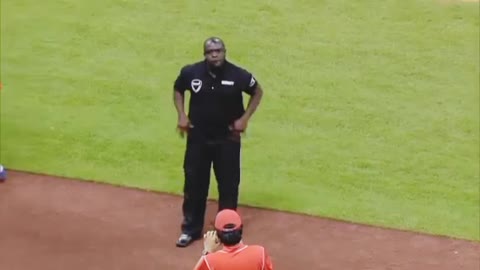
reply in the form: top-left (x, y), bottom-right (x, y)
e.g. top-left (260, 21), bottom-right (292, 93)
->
top-left (174, 90), bottom-right (187, 118)
top-left (242, 86), bottom-right (263, 120)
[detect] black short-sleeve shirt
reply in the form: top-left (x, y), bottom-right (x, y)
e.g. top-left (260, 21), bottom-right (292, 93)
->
top-left (174, 60), bottom-right (259, 141)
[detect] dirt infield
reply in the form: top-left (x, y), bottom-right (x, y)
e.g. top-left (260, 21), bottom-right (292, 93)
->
top-left (0, 171), bottom-right (478, 270)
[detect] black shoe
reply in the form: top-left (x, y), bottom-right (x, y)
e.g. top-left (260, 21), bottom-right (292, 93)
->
top-left (176, 233), bottom-right (198, 248)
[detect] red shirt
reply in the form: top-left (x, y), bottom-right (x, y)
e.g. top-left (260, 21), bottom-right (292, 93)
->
top-left (194, 242), bottom-right (273, 270)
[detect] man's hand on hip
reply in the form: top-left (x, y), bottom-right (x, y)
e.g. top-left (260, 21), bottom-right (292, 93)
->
top-left (177, 114), bottom-right (193, 138)
top-left (230, 117), bottom-right (248, 134)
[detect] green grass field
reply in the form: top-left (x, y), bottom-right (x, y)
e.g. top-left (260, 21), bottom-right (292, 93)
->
top-left (1, 0), bottom-right (479, 240)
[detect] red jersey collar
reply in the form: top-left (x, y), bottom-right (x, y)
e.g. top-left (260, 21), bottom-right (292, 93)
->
top-left (221, 241), bottom-right (246, 253)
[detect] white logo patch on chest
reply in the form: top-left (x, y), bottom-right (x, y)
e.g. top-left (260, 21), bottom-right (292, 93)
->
top-left (221, 80), bottom-right (235, 86)
top-left (191, 79), bottom-right (202, 93)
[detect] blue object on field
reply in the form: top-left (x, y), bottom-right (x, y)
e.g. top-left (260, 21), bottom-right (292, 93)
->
top-left (0, 165), bottom-right (7, 181)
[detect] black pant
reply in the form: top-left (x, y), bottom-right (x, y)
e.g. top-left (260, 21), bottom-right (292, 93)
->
top-left (180, 138), bottom-right (241, 237)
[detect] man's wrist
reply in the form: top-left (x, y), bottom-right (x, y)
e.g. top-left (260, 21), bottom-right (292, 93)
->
top-left (240, 114), bottom-right (251, 122)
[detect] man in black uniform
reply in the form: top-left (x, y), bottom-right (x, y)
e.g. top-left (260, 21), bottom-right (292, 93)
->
top-left (173, 37), bottom-right (263, 247)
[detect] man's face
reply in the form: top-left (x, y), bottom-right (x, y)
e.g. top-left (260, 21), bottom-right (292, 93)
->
top-left (204, 41), bottom-right (226, 67)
